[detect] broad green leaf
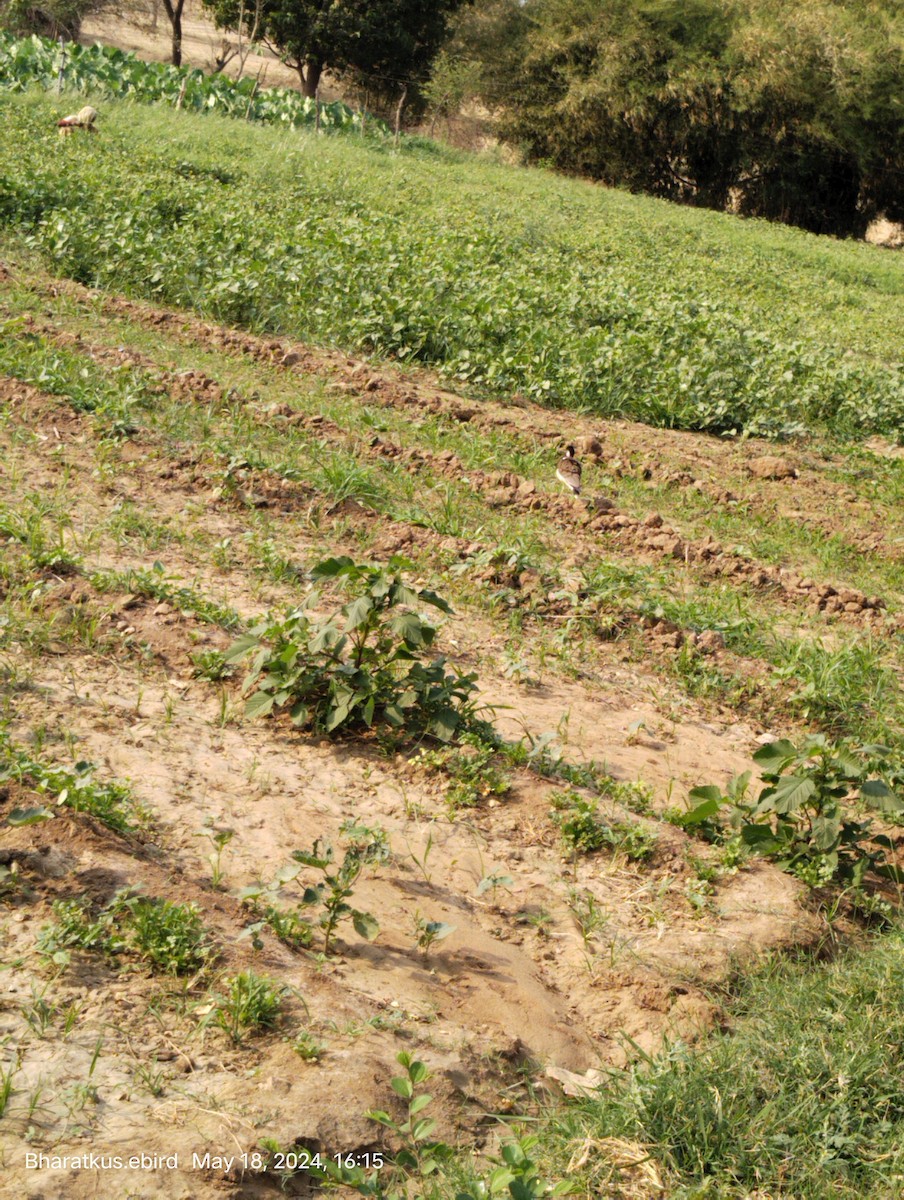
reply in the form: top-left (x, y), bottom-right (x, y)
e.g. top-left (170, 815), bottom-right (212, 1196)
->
top-left (311, 556), bottom-right (355, 579)
top-left (418, 588), bottom-right (453, 614)
top-left (688, 784), bottom-right (723, 803)
top-left (390, 611), bottom-right (429, 646)
top-left (390, 1076), bottom-right (414, 1099)
top-left (365, 1109), bottom-right (393, 1127)
top-left (223, 633), bottom-right (259, 663)
top-left (344, 595), bottom-right (374, 631)
top-left (740, 824), bottom-right (783, 852)
top-left (352, 910), bottom-right (379, 940)
top-left (408, 1060), bottom-right (430, 1084)
top-left (862, 779), bottom-right (903, 815)
top-left (501, 1143), bottom-right (527, 1167)
top-left (861, 778), bottom-right (892, 797)
top-left (752, 740), bottom-right (798, 767)
top-left (245, 691), bottom-right (275, 718)
top-left (411, 1116), bottom-right (436, 1141)
top-left (429, 708), bottom-right (459, 742)
top-left (765, 774), bottom-right (816, 814)
top-left (678, 795), bottom-right (721, 826)
top-left (423, 921), bottom-right (456, 940)
top-left (7, 805), bottom-right (53, 825)
top-left (810, 815), bottom-right (841, 851)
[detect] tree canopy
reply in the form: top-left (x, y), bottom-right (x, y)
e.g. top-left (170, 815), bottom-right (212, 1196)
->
top-left (202, 0), bottom-right (469, 100)
top-left (454, 0), bottom-right (904, 236)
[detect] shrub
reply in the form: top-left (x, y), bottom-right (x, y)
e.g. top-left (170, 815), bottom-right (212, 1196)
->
top-left (684, 736), bottom-right (904, 888)
top-left (227, 557), bottom-right (485, 744)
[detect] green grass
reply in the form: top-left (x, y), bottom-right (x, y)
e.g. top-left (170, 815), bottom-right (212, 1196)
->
top-left (0, 90), bottom-right (901, 440)
top-left (353, 931), bottom-right (904, 1199)
top-left (531, 931), bottom-right (904, 1199)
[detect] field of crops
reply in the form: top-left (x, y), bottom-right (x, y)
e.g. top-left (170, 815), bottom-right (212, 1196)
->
top-left (0, 84), bottom-right (901, 440)
top-left (1, 67), bottom-right (904, 1200)
top-left (0, 34), bottom-right (373, 132)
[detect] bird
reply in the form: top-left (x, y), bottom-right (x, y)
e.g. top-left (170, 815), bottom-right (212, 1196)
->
top-left (556, 444), bottom-right (582, 495)
top-left (57, 106), bottom-right (98, 136)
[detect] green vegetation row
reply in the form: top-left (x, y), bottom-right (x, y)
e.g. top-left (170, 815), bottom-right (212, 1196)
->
top-left (0, 33), bottom-right (380, 134)
top-left (1, 91), bottom-right (902, 440)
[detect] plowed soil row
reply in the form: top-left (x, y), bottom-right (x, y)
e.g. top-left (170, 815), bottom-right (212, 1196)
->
top-left (11, 300), bottom-right (900, 633)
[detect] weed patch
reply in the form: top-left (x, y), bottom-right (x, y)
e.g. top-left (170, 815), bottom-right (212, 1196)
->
top-left (0, 735), bottom-right (139, 834)
top-left (551, 790), bottom-right (657, 863)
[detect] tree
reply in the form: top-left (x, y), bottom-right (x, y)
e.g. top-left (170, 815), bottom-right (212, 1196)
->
top-left (160, 0), bottom-right (186, 66)
top-left (434, 0), bottom-right (530, 110)
top-left (725, 0), bottom-right (904, 235)
top-left (201, 0), bottom-right (470, 101)
top-left (473, 0), bottom-right (904, 236)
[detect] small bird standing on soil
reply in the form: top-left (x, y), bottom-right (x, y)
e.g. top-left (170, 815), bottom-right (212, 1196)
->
top-left (556, 444), bottom-right (582, 495)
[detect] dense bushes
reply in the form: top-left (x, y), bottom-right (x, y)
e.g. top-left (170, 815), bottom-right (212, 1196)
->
top-left (462, 0), bottom-right (904, 237)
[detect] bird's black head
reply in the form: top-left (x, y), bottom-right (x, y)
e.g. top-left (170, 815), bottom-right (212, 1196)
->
top-left (565, 444), bottom-right (576, 457)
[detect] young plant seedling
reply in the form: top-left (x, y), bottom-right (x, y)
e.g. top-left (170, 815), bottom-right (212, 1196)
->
top-left (412, 913), bottom-right (456, 961)
top-left (290, 822), bottom-right (389, 956)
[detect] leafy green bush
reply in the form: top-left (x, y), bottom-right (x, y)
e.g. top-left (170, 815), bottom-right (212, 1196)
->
top-left (240, 822), bottom-right (387, 956)
top-left (684, 736), bottom-right (903, 888)
top-left (37, 898), bottom-right (120, 958)
top-left (227, 557), bottom-right (484, 743)
top-left (317, 1053), bottom-right (570, 1198)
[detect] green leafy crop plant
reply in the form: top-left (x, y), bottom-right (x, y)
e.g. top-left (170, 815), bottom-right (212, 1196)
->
top-left (227, 555), bottom-right (486, 744)
top-left (0, 35), bottom-right (380, 136)
top-left (289, 821), bottom-right (389, 956)
top-left (683, 736), bottom-right (904, 889)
